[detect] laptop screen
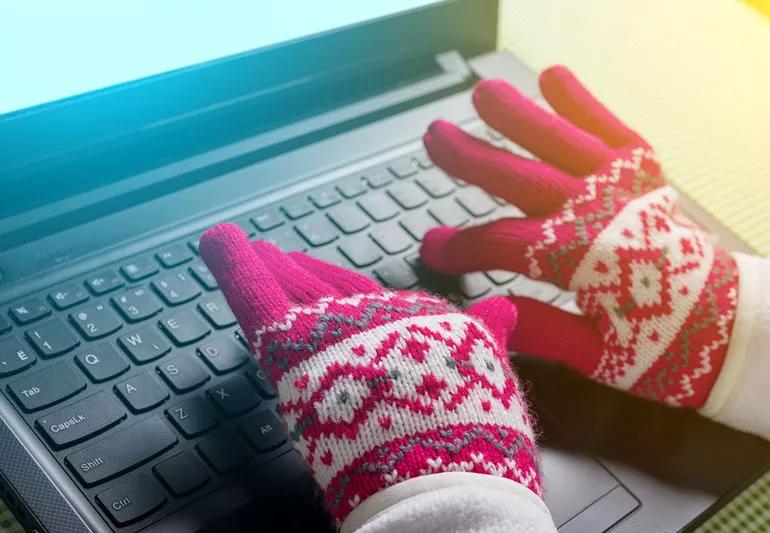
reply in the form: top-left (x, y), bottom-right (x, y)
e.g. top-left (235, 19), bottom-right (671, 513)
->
top-left (1, 1), bottom-right (440, 116)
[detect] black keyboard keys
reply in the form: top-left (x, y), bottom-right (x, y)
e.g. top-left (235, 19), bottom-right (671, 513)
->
top-left (198, 295), bottom-right (236, 329)
top-left (0, 315), bottom-right (10, 334)
top-left (154, 452), bottom-right (210, 497)
top-left (160, 310), bottom-right (210, 346)
top-left (157, 356), bottom-right (209, 393)
top-left (387, 182), bottom-right (428, 210)
top-left (37, 392), bottom-right (125, 449)
top-left (246, 367), bottom-right (277, 399)
top-left (295, 215), bottom-right (340, 247)
top-left (97, 473), bottom-right (166, 526)
top-left (85, 270), bottom-right (124, 295)
top-left (118, 327), bottom-right (171, 364)
top-left (190, 262), bottom-right (218, 291)
top-left (358, 193), bottom-right (400, 222)
top-left (9, 297), bottom-right (51, 325)
top-left (239, 410), bottom-right (286, 453)
top-left (65, 416), bottom-right (177, 486)
top-left (153, 272), bottom-right (201, 306)
top-left (76, 344), bottom-right (129, 383)
top-left (338, 235), bottom-right (383, 268)
top-left (207, 376), bottom-right (260, 417)
top-left (70, 303), bottom-right (122, 340)
top-left (112, 287), bottom-right (162, 323)
top-left (156, 245), bottom-right (193, 268)
top-left (326, 205), bottom-right (371, 234)
top-left (48, 285), bottom-right (89, 310)
top-left (120, 257), bottom-right (159, 282)
top-left (197, 338), bottom-right (249, 374)
top-left (197, 430), bottom-right (252, 474)
top-left (115, 373), bottom-right (169, 413)
top-left (166, 396), bottom-right (219, 438)
top-left (26, 319), bottom-right (80, 358)
top-left (9, 362), bottom-right (86, 412)
top-left (0, 336), bottom-right (36, 376)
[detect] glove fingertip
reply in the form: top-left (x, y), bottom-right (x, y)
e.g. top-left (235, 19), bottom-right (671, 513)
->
top-left (419, 226), bottom-right (461, 273)
top-left (467, 295), bottom-right (519, 349)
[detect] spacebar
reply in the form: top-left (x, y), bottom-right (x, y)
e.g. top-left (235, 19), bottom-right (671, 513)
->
top-left (65, 417), bottom-right (177, 487)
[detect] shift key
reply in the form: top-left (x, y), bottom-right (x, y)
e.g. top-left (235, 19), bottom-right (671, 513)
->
top-left (37, 392), bottom-right (125, 449)
top-left (66, 417), bottom-right (177, 486)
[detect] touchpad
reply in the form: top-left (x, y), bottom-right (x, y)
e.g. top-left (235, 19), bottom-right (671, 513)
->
top-left (540, 447), bottom-right (639, 532)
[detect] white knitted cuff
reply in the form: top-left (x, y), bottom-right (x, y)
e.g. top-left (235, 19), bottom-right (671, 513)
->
top-left (700, 253), bottom-right (770, 439)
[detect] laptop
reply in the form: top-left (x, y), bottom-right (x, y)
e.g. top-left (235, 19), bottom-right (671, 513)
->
top-left (1, 1), bottom-right (768, 531)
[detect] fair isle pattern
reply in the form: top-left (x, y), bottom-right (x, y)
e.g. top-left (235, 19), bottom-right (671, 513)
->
top-left (525, 147), bottom-right (738, 406)
top-left (249, 291), bottom-right (540, 522)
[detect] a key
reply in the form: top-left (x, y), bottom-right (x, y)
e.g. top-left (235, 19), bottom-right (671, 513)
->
top-left (48, 285), bottom-right (89, 310)
top-left (76, 343), bottom-right (130, 383)
top-left (336, 177), bottom-right (368, 198)
top-left (198, 295), bottom-right (236, 329)
top-left (70, 303), bottom-right (122, 340)
top-left (245, 367), bottom-right (277, 399)
top-left (485, 270), bottom-right (517, 285)
top-left (456, 187), bottom-right (497, 217)
top-left (387, 182), bottom-right (429, 210)
top-left (37, 392), bottom-right (125, 449)
top-left (262, 227), bottom-right (308, 252)
top-left (309, 189), bottom-right (342, 209)
top-left (115, 373), bottom-right (169, 413)
top-left (157, 355), bottom-right (209, 393)
top-left (189, 262), bottom-right (217, 291)
top-left (374, 259), bottom-right (419, 289)
top-left (9, 362), bottom-right (86, 412)
top-left (111, 287), bottom-right (162, 323)
top-left (165, 396), bottom-right (219, 438)
top-left (357, 193), bottom-right (400, 222)
top-left (310, 246), bottom-right (350, 268)
top-left (370, 223), bottom-right (414, 255)
top-left (415, 170), bottom-right (456, 198)
top-left (251, 208), bottom-right (284, 231)
top-left (9, 297), bottom-right (51, 325)
top-left (65, 416), bottom-right (177, 486)
top-left (153, 452), bottom-right (210, 497)
top-left (460, 273), bottom-right (493, 299)
top-left (399, 211), bottom-right (438, 242)
top-left (413, 150), bottom-right (433, 169)
top-left (197, 338), bottom-right (249, 374)
top-left (119, 257), bottom-right (159, 282)
top-left (26, 319), bottom-right (80, 358)
top-left (0, 336), bottom-right (36, 376)
top-left (160, 310), bottom-right (211, 346)
top-left (153, 272), bottom-right (201, 306)
top-left (207, 376), bottom-right (260, 417)
top-left (0, 315), bottom-right (10, 334)
top-left (364, 168), bottom-right (393, 188)
top-left (326, 205), bottom-right (371, 234)
top-left (156, 245), bottom-right (193, 268)
top-left (196, 430), bottom-right (252, 474)
top-left (85, 270), bottom-right (124, 295)
top-left (428, 201), bottom-right (470, 227)
top-left (295, 215), bottom-right (340, 247)
top-left (239, 410), bottom-right (287, 453)
top-left (281, 198), bottom-right (314, 220)
top-left (118, 327), bottom-right (171, 364)
top-left (388, 157), bottom-right (419, 178)
top-left (338, 235), bottom-right (383, 268)
top-left (97, 474), bottom-right (166, 526)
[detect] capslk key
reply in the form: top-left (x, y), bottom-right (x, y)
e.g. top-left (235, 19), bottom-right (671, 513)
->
top-left (37, 392), bottom-right (125, 449)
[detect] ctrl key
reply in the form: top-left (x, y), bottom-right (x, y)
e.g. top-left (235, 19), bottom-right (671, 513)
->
top-left (97, 473), bottom-right (166, 526)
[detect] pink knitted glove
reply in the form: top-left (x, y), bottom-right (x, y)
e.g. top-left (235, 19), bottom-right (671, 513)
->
top-left (199, 224), bottom-right (541, 524)
top-left (421, 66), bottom-right (739, 408)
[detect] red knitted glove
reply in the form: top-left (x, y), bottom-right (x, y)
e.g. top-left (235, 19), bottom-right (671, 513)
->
top-left (420, 66), bottom-right (739, 408)
top-left (200, 224), bottom-right (542, 525)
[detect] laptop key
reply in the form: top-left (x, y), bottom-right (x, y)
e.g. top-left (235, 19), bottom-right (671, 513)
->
top-left (160, 310), bottom-right (210, 346)
top-left (338, 236), bottom-right (383, 268)
top-left (309, 189), bottom-right (342, 209)
top-left (115, 373), bottom-right (169, 413)
top-left (415, 170), bottom-right (456, 198)
top-left (157, 355), bottom-right (210, 393)
top-left (76, 343), bottom-right (129, 383)
top-left (336, 177), bottom-right (368, 198)
top-left (358, 193), bottom-right (400, 222)
top-left (399, 211), bottom-right (438, 242)
top-left (246, 367), bottom-right (277, 399)
top-left (309, 246), bottom-right (349, 268)
top-left (153, 272), bottom-right (201, 306)
top-left (48, 285), bottom-right (89, 311)
top-left (485, 270), bottom-right (517, 285)
top-left (326, 205), bottom-right (371, 234)
top-left (156, 245), bottom-right (193, 268)
top-left (120, 258), bottom-right (159, 282)
top-left (365, 168), bottom-right (393, 189)
top-left (374, 259), bottom-right (419, 289)
top-left (9, 297), bottom-right (51, 325)
top-left (198, 337), bottom-right (249, 374)
top-left (26, 319), bottom-right (80, 358)
top-left (154, 452), bottom-right (210, 497)
top-left (190, 262), bottom-right (218, 290)
top-left (388, 157), bottom-right (419, 178)
top-left (85, 270), bottom-right (124, 295)
top-left (97, 474), bottom-right (166, 526)
top-left (9, 361), bottom-right (85, 412)
top-left (251, 208), bottom-right (284, 231)
top-left (239, 410), bottom-right (287, 453)
top-left (197, 430), bottom-right (253, 474)
top-left (281, 198), bottom-right (314, 220)
top-left (460, 273), bottom-right (493, 299)
top-left (198, 295), bottom-right (236, 329)
top-left (65, 416), bottom-right (177, 486)
top-left (70, 303), bottom-right (122, 340)
top-left (0, 315), bottom-right (10, 334)
top-left (165, 396), bottom-right (219, 438)
top-left (387, 182), bottom-right (429, 210)
top-left (295, 215), bottom-right (340, 247)
top-left (207, 375), bottom-right (261, 417)
top-left (0, 336), bottom-right (36, 376)
top-left (37, 392), bottom-right (126, 449)
top-left (370, 224), bottom-right (414, 255)
top-left (456, 188), bottom-right (498, 218)
top-left (118, 327), bottom-right (171, 364)
top-left (188, 238), bottom-right (201, 255)
top-left (111, 287), bottom-right (162, 323)
top-left (429, 201), bottom-right (471, 227)
top-left (262, 227), bottom-right (308, 252)
top-left (413, 150), bottom-right (433, 169)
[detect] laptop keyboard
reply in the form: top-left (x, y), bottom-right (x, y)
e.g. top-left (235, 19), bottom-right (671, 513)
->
top-left (0, 125), bottom-right (575, 529)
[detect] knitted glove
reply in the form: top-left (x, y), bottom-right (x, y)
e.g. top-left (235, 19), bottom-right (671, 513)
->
top-left (199, 224), bottom-right (542, 525)
top-left (420, 66), bottom-right (739, 409)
